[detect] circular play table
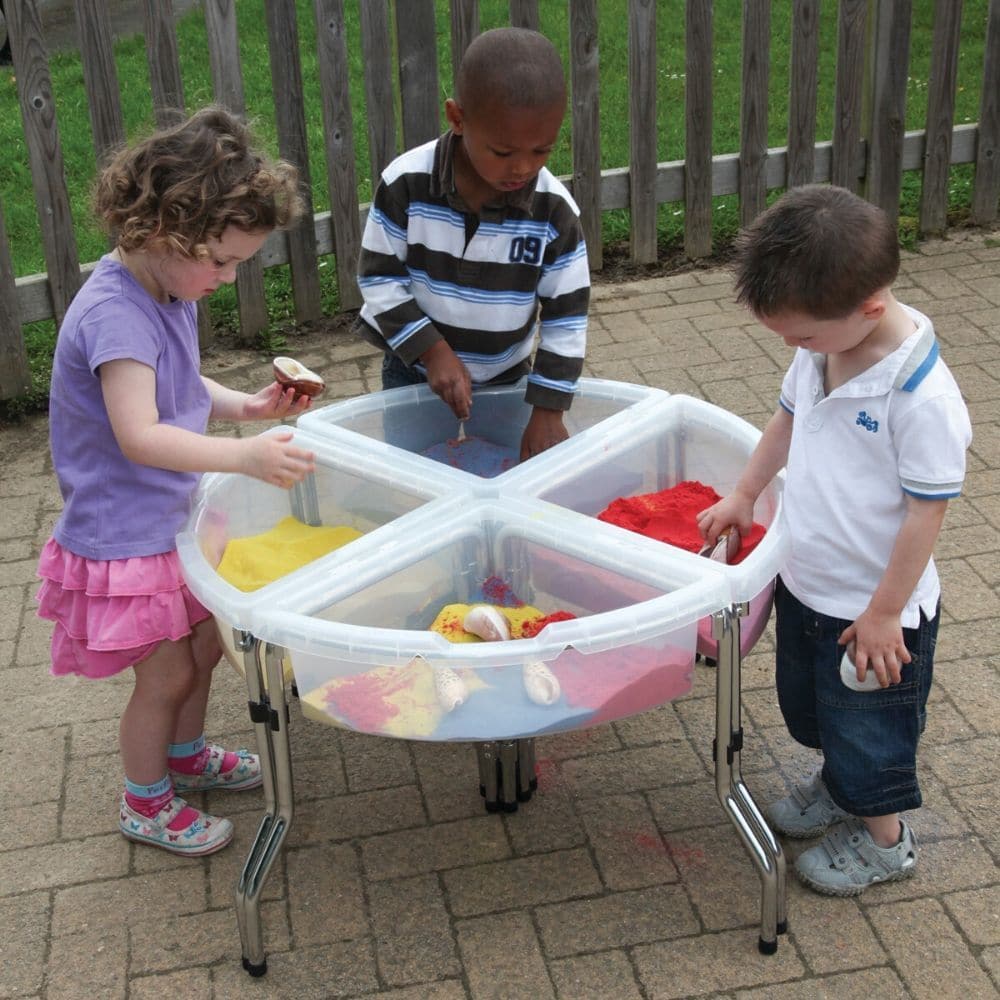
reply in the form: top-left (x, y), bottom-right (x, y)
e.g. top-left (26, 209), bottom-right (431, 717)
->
top-left (176, 379), bottom-right (789, 975)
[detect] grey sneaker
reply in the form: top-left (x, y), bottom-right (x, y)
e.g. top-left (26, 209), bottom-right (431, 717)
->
top-left (766, 770), bottom-right (850, 838)
top-left (795, 817), bottom-right (918, 897)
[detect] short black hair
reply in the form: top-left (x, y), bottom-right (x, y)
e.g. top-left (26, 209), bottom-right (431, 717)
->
top-left (732, 184), bottom-right (900, 320)
top-left (456, 27), bottom-right (566, 116)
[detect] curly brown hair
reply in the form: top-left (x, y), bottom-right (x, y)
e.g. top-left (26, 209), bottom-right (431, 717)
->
top-left (95, 106), bottom-right (303, 259)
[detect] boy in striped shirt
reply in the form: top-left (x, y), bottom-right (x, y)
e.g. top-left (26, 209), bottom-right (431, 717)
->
top-left (355, 27), bottom-right (589, 461)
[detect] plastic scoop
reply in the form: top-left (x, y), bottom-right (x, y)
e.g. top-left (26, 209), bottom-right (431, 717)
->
top-left (698, 528), bottom-right (740, 564)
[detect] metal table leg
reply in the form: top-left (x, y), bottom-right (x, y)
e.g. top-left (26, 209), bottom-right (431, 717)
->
top-left (476, 738), bottom-right (537, 812)
top-left (712, 605), bottom-right (787, 954)
top-left (233, 632), bottom-right (295, 977)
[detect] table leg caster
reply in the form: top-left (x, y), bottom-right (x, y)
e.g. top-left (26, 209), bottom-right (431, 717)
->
top-left (242, 956), bottom-right (267, 977)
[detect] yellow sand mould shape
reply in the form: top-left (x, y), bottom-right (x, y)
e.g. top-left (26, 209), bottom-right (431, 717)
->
top-left (216, 516), bottom-right (363, 592)
top-left (300, 602), bottom-right (545, 737)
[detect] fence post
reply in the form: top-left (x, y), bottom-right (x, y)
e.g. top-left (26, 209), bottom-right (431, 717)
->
top-left (142, 0), bottom-right (185, 127)
top-left (450, 0), bottom-right (479, 81)
top-left (74, 0), bottom-right (126, 165)
top-left (6, 0), bottom-right (81, 328)
top-left (314, 0), bottom-right (363, 311)
top-left (203, 0), bottom-right (270, 342)
top-left (509, 0), bottom-right (540, 31)
top-left (395, 0), bottom-right (441, 150)
top-left (569, 0), bottom-right (602, 270)
top-left (861, 0), bottom-right (912, 224)
top-left (203, 0), bottom-right (244, 113)
top-left (265, 0), bottom-right (322, 324)
top-left (359, 0), bottom-right (397, 185)
top-left (628, 0), bottom-right (656, 263)
top-left (972, 0), bottom-right (1000, 225)
top-left (739, 0), bottom-right (770, 226)
top-left (919, 0), bottom-right (964, 234)
top-left (0, 198), bottom-right (31, 400)
top-left (787, 0), bottom-right (820, 188)
top-left (830, 0), bottom-right (868, 191)
top-left (684, 0), bottom-right (713, 259)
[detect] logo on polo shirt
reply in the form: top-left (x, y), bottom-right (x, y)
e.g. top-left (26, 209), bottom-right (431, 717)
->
top-left (855, 411), bottom-right (879, 433)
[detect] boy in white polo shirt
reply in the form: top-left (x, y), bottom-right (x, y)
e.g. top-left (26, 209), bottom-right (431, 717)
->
top-left (697, 185), bottom-right (971, 896)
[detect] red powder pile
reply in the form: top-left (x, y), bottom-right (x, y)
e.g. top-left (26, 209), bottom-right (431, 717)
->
top-left (481, 575), bottom-right (524, 608)
top-left (321, 670), bottom-right (407, 731)
top-left (520, 610), bottom-right (577, 638)
top-left (597, 480), bottom-right (765, 563)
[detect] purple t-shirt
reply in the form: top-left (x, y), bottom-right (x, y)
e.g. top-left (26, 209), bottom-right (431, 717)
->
top-left (49, 256), bottom-right (212, 560)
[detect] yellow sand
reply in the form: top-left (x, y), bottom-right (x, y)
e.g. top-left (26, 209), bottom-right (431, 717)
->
top-left (300, 603), bottom-right (540, 737)
top-left (216, 516), bottom-right (363, 592)
top-left (301, 657), bottom-right (491, 738)
top-left (428, 603), bottom-right (545, 642)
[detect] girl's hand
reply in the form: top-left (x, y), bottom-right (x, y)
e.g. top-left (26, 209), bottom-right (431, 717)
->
top-left (243, 382), bottom-right (314, 421)
top-left (696, 491), bottom-right (755, 546)
top-left (240, 432), bottom-right (316, 488)
top-left (838, 612), bottom-right (911, 688)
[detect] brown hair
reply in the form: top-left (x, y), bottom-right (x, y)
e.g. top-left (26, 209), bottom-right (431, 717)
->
top-left (456, 27), bottom-right (566, 117)
top-left (95, 106), bottom-right (303, 259)
top-left (732, 184), bottom-right (900, 320)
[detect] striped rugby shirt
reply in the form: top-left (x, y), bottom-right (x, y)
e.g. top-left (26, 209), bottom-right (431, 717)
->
top-left (356, 131), bottom-right (589, 410)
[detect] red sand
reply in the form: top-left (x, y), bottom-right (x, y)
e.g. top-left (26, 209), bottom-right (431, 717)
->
top-left (550, 644), bottom-right (692, 725)
top-left (321, 671), bottom-right (408, 731)
top-left (481, 575), bottom-right (524, 607)
top-left (520, 610), bottom-right (576, 638)
top-left (597, 480), bottom-right (765, 562)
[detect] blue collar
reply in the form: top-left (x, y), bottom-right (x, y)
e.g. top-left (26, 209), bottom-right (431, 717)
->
top-left (893, 326), bottom-right (938, 392)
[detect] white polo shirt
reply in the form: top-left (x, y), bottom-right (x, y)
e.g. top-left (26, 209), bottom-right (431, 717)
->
top-left (778, 306), bottom-right (972, 626)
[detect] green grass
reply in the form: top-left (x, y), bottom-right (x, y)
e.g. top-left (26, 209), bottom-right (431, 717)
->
top-left (0, 0), bottom-right (993, 415)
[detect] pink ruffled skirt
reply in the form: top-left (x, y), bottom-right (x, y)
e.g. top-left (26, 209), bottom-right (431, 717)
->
top-left (36, 538), bottom-right (213, 678)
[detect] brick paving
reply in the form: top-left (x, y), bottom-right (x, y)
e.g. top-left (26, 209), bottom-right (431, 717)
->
top-left (2, 228), bottom-right (998, 999)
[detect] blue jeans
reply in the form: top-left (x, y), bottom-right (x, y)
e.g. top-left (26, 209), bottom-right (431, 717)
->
top-left (774, 577), bottom-right (938, 817)
top-left (381, 351), bottom-right (427, 390)
top-left (380, 351), bottom-right (530, 391)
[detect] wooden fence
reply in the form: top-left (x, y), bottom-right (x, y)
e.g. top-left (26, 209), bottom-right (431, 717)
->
top-left (2, 0), bottom-right (999, 401)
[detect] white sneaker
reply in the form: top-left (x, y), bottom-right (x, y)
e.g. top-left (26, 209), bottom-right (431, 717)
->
top-left (766, 770), bottom-right (850, 838)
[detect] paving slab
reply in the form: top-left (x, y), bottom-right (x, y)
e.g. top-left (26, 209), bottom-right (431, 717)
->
top-left (1, 229), bottom-right (998, 998)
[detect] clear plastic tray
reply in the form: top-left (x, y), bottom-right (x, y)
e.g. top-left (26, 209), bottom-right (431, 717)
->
top-left (510, 395), bottom-right (788, 656)
top-left (176, 425), bottom-right (450, 670)
top-left (296, 377), bottom-right (668, 489)
top-left (252, 499), bottom-right (728, 740)
top-left (178, 389), bottom-right (787, 736)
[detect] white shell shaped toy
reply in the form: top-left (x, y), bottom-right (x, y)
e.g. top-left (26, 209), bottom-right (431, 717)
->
top-left (522, 660), bottom-right (561, 706)
top-left (433, 666), bottom-right (468, 712)
top-left (463, 605), bottom-right (511, 642)
top-left (273, 356), bottom-right (325, 398)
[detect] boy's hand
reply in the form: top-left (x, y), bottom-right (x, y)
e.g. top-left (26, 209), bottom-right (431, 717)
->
top-left (696, 491), bottom-right (755, 546)
top-left (239, 432), bottom-right (316, 488)
top-left (838, 612), bottom-right (911, 688)
top-left (243, 382), bottom-right (314, 421)
top-left (420, 342), bottom-right (472, 419)
top-left (520, 407), bottom-right (568, 461)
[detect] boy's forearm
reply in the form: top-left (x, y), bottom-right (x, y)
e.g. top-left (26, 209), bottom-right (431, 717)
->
top-left (867, 497), bottom-right (949, 618)
top-left (733, 407), bottom-right (793, 502)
